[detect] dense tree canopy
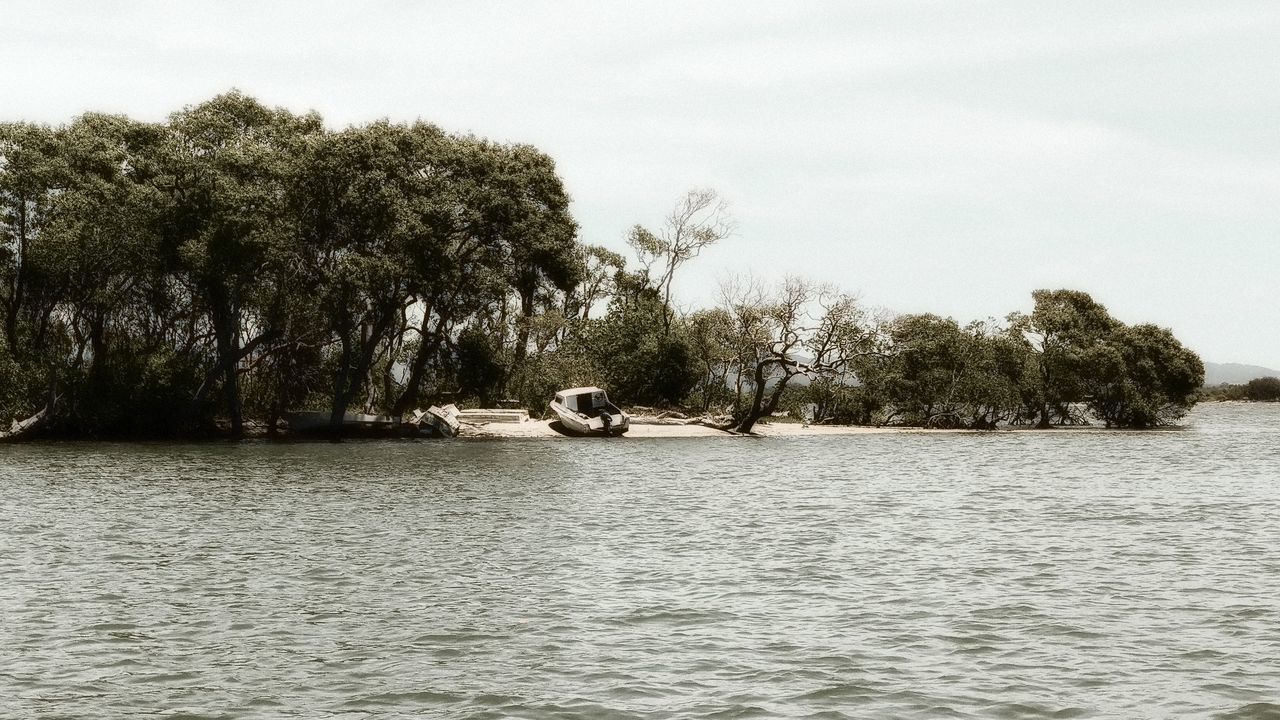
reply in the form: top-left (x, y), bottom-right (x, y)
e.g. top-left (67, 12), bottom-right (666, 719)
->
top-left (1, 93), bottom-right (584, 436)
top-left (1245, 377), bottom-right (1280, 401)
top-left (0, 94), bottom-right (1207, 437)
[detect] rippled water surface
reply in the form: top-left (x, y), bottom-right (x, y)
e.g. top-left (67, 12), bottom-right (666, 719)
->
top-left (3, 404), bottom-right (1280, 719)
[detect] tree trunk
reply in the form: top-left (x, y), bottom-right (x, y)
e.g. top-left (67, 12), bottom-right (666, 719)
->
top-left (512, 291), bottom-right (534, 367)
top-left (209, 296), bottom-right (244, 437)
top-left (1036, 360), bottom-right (1052, 428)
top-left (328, 337), bottom-right (354, 439)
top-left (734, 356), bottom-right (801, 433)
top-left (391, 307), bottom-right (445, 417)
top-left (4, 194), bottom-right (28, 353)
top-left (87, 315), bottom-right (107, 384)
top-left (329, 306), bottom-right (399, 437)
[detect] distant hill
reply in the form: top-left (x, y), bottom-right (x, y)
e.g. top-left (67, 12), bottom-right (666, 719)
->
top-left (1204, 362), bottom-right (1280, 386)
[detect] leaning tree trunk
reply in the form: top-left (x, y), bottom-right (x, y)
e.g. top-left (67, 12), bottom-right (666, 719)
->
top-left (735, 361), bottom-right (795, 434)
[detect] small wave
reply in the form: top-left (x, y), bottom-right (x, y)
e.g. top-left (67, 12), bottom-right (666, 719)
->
top-left (1216, 704), bottom-right (1280, 720)
top-left (343, 690), bottom-right (466, 707)
top-left (787, 683), bottom-right (878, 703)
top-left (981, 702), bottom-right (1091, 719)
top-left (615, 607), bottom-right (738, 627)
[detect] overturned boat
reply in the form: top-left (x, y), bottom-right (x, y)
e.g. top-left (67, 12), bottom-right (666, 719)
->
top-left (549, 387), bottom-right (629, 437)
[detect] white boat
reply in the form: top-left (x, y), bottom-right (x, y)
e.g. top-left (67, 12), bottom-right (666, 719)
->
top-left (549, 387), bottom-right (629, 437)
top-left (410, 404), bottom-right (462, 437)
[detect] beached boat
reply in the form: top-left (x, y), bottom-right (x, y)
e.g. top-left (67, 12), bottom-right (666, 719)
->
top-left (410, 404), bottom-right (462, 438)
top-left (548, 387), bottom-right (629, 436)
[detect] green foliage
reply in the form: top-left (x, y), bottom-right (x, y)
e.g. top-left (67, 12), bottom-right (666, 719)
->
top-left (1199, 379), bottom-right (1280, 403)
top-left (997, 291), bottom-right (1205, 428)
top-left (1008, 289), bottom-right (1123, 427)
top-left (0, 93), bottom-right (589, 437)
top-left (54, 346), bottom-right (212, 438)
top-left (1199, 383), bottom-right (1248, 402)
top-left (843, 291), bottom-right (1204, 430)
top-left (506, 348), bottom-right (593, 417)
top-left (1245, 376), bottom-right (1280, 402)
top-left (455, 325), bottom-right (509, 407)
top-left (861, 315), bottom-right (1027, 428)
top-left (580, 292), bottom-right (699, 407)
top-left (0, 95), bottom-right (1211, 437)
top-left (1084, 324), bottom-right (1204, 428)
top-left (0, 341), bottom-right (41, 421)
top-left (685, 308), bottom-right (737, 411)
top-left (789, 380), bottom-right (884, 425)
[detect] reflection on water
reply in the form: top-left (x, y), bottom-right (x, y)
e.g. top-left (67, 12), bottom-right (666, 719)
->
top-left (2, 404), bottom-right (1279, 719)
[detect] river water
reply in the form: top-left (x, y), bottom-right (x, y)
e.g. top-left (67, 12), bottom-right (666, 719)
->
top-left (2, 403), bottom-right (1278, 719)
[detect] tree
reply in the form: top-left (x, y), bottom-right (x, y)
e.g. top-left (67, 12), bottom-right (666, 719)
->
top-left (565, 244), bottom-right (626, 321)
top-left (628, 189), bottom-right (733, 333)
top-left (722, 277), bottom-right (875, 433)
top-left (1084, 323), bottom-right (1204, 427)
top-left (1244, 377), bottom-right (1280, 402)
top-left (580, 289), bottom-right (699, 407)
top-left (1008, 289), bottom-right (1120, 427)
top-left (865, 315), bottom-right (1027, 428)
top-left (496, 144), bottom-right (582, 368)
top-left (389, 135), bottom-right (580, 415)
top-left (165, 91), bottom-right (324, 435)
top-left (686, 307), bottom-right (737, 412)
top-left (454, 324), bottom-right (508, 407)
top-left (0, 121), bottom-right (60, 359)
top-left (1, 93), bottom-right (596, 438)
top-left (293, 122), bottom-right (436, 432)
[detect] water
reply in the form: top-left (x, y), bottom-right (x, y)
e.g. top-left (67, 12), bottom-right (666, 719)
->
top-left (2, 404), bottom-right (1279, 719)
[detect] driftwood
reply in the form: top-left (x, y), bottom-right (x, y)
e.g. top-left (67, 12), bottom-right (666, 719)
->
top-left (627, 414), bottom-right (688, 426)
top-left (1, 401), bottom-right (54, 443)
top-left (695, 414), bottom-right (737, 431)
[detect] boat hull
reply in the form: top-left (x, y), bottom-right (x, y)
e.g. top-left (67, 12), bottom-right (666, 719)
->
top-left (549, 402), bottom-right (628, 436)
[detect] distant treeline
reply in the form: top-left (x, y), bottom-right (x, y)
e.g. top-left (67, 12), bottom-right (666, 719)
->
top-left (1, 93), bottom-right (1203, 437)
top-left (1199, 377), bottom-right (1280, 402)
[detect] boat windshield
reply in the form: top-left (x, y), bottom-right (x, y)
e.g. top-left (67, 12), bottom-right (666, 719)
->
top-left (572, 391), bottom-right (609, 415)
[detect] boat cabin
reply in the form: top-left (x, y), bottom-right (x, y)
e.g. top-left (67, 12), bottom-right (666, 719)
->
top-left (554, 387), bottom-right (612, 417)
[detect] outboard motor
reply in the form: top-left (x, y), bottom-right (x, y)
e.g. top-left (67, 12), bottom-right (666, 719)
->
top-left (600, 411), bottom-right (614, 436)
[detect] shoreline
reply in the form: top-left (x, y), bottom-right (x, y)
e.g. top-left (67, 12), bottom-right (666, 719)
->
top-left (459, 418), bottom-right (1183, 439)
top-left (1, 416), bottom-right (1212, 444)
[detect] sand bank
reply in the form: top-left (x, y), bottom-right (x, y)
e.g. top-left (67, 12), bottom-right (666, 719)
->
top-left (459, 418), bottom-right (927, 439)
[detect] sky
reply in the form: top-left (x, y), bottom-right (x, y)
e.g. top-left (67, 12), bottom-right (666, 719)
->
top-left (4, 1), bottom-right (1279, 368)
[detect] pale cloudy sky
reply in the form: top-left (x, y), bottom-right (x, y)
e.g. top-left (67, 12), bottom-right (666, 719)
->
top-left (4, 1), bottom-right (1279, 367)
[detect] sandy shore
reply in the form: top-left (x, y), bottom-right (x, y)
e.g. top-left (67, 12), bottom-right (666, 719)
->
top-left (460, 418), bottom-right (947, 439)
top-left (456, 417), bottom-right (1154, 438)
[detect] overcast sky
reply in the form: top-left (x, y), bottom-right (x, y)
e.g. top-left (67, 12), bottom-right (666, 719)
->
top-left (4, 1), bottom-right (1279, 368)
